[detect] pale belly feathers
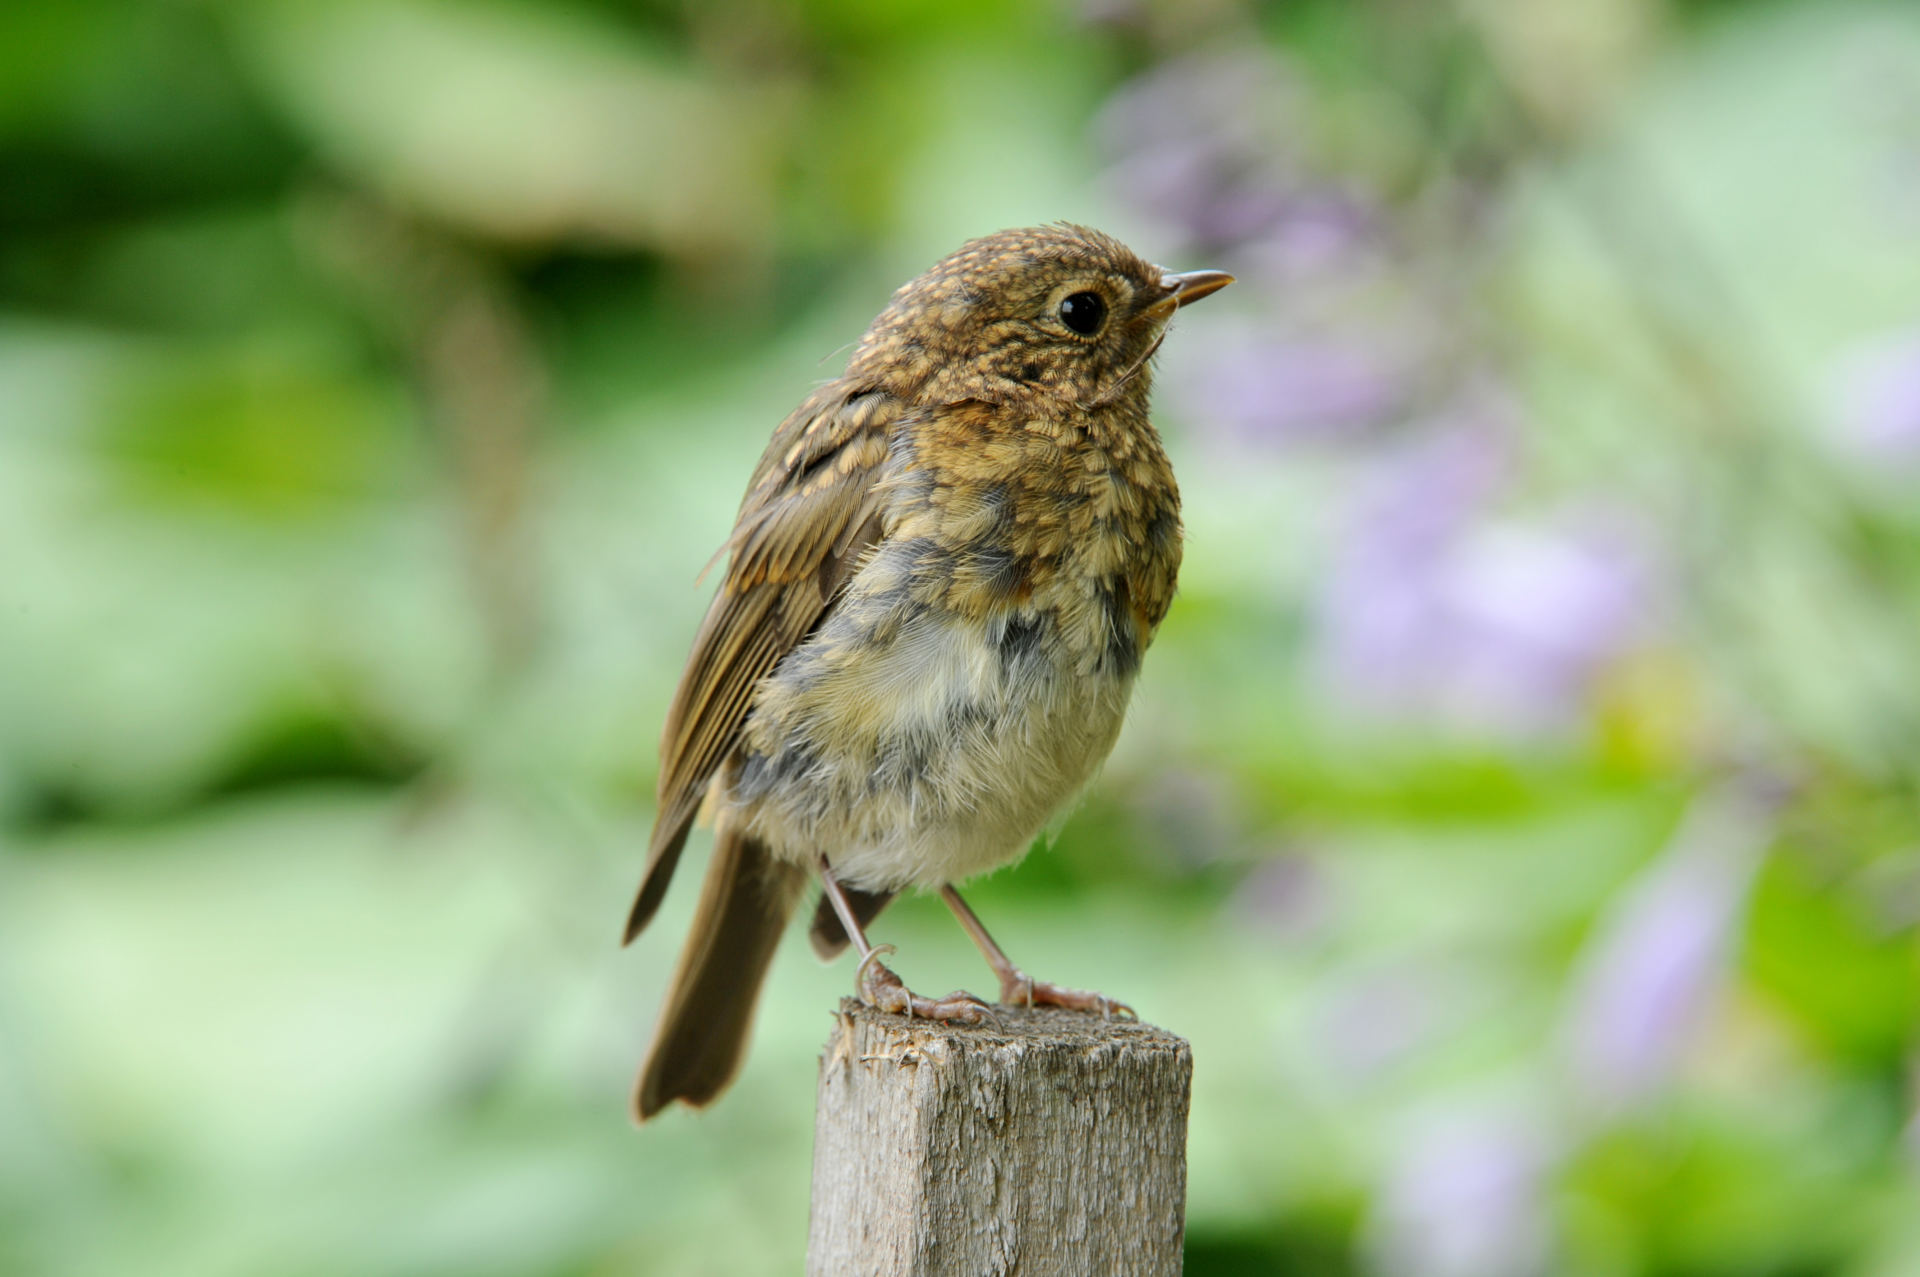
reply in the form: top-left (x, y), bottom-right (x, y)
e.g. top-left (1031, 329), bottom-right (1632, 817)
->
top-left (720, 552), bottom-right (1135, 892)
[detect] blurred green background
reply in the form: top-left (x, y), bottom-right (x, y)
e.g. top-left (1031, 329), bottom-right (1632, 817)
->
top-left (4, 0), bottom-right (1920, 1273)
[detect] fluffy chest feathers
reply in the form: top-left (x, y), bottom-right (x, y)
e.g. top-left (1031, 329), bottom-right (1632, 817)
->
top-left (726, 398), bottom-right (1183, 891)
top-left (887, 398), bottom-right (1182, 665)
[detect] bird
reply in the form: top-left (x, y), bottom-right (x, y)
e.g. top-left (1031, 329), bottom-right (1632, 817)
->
top-left (623, 223), bottom-right (1231, 1120)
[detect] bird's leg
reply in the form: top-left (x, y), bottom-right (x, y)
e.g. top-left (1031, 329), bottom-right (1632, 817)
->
top-left (939, 884), bottom-right (1136, 1019)
top-left (819, 861), bottom-right (992, 1024)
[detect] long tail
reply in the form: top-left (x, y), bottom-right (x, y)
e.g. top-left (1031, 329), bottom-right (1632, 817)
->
top-left (632, 829), bottom-right (805, 1121)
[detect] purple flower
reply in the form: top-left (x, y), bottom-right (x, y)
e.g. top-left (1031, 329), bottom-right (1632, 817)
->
top-left (1829, 328), bottom-right (1920, 468)
top-left (1097, 50), bottom-right (1379, 272)
top-left (1231, 849), bottom-right (1336, 943)
top-left (1367, 1104), bottom-right (1555, 1277)
top-left (1178, 331), bottom-right (1407, 447)
top-left (1311, 963), bottom-right (1469, 1080)
top-left (1308, 399), bottom-right (1656, 734)
top-left (1233, 192), bottom-right (1378, 277)
top-left (1559, 785), bottom-right (1773, 1109)
top-left (1097, 51), bottom-right (1280, 176)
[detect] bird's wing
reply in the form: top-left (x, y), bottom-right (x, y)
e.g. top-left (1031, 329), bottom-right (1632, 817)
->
top-left (623, 384), bottom-right (897, 942)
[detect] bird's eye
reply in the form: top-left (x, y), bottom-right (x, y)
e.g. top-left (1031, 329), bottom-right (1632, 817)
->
top-left (1058, 291), bottom-right (1107, 336)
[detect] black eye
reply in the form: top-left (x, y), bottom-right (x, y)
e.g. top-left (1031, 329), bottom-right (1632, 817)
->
top-left (1058, 291), bottom-right (1107, 335)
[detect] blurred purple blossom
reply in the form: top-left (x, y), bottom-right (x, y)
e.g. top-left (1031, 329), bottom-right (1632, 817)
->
top-left (1099, 40), bottom-right (1668, 736)
top-left (1829, 328), bottom-right (1920, 468)
top-left (1560, 784), bottom-right (1772, 1109)
top-left (1312, 963), bottom-right (1467, 1080)
top-left (1231, 848), bottom-right (1337, 944)
top-left (1309, 401), bottom-right (1655, 734)
top-left (1233, 193), bottom-right (1379, 278)
top-left (1101, 46), bottom-right (1411, 456)
top-left (1097, 51), bottom-right (1377, 272)
top-left (1367, 1104), bottom-right (1555, 1277)
top-left (1098, 52), bottom-right (1285, 238)
top-left (1176, 330), bottom-right (1407, 447)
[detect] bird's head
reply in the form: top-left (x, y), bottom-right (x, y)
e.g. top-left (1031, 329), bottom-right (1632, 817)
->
top-left (848, 224), bottom-right (1232, 410)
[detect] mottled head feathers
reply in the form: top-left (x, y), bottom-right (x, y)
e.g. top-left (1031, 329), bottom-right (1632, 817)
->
top-left (847, 224), bottom-right (1193, 408)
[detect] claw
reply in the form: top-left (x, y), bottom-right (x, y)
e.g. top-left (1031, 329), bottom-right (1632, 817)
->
top-left (854, 943), bottom-right (898, 996)
top-left (856, 952), bottom-right (993, 1025)
top-left (996, 968), bottom-right (1134, 1020)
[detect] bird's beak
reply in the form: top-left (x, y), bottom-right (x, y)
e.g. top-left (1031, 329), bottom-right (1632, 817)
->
top-left (1143, 269), bottom-right (1235, 321)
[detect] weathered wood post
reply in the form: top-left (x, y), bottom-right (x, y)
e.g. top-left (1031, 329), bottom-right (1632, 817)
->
top-left (807, 999), bottom-right (1194, 1276)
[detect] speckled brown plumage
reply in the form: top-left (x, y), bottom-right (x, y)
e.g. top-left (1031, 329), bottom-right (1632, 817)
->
top-left (625, 224), bottom-right (1230, 1120)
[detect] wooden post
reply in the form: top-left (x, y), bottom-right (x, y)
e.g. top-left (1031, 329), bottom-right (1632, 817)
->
top-left (807, 999), bottom-right (1193, 1276)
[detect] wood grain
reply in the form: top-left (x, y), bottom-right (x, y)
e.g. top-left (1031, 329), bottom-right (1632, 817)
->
top-left (808, 1000), bottom-right (1192, 1276)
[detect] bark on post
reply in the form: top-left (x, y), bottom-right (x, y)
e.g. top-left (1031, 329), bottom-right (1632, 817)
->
top-left (807, 999), bottom-right (1193, 1276)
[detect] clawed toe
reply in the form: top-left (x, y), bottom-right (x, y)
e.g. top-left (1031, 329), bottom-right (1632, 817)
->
top-left (998, 969), bottom-right (1135, 1020)
top-left (857, 951), bottom-right (993, 1025)
top-left (910, 989), bottom-right (996, 1024)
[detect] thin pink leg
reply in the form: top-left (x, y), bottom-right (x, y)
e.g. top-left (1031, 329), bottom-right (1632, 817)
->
top-left (820, 861), bottom-right (990, 1024)
top-left (939, 885), bottom-right (1134, 1020)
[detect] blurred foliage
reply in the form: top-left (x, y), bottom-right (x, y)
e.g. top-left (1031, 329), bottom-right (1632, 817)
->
top-left (3, 0), bottom-right (1920, 1274)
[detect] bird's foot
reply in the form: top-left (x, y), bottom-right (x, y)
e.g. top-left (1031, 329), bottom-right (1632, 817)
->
top-left (855, 946), bottom-right (994, 1024)
top-left (997, 969), bottom-right (1136, 1020)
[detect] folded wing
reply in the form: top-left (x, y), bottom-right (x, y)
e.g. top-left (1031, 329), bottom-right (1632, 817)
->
top-left (623, 385), bottom-right (897, 942)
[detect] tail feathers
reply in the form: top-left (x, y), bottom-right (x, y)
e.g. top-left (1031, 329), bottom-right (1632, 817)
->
top-left (807, 882), bottom-right (895, 959)
top-left (632, 830), bottom-right (804, 1122)
top-left (622, 792), bottom-right (702, 944)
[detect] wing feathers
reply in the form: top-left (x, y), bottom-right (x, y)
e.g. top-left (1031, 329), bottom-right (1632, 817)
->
top-left (623, 385), bottom-right (895, 942)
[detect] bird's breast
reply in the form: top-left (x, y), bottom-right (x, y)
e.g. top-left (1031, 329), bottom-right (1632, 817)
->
top-left (718, 399), bottom-right (1182, 890)
top-left (889, 398), bottom-right (1183, 668)
top-left (727, 572), bottom-right (1133, 889)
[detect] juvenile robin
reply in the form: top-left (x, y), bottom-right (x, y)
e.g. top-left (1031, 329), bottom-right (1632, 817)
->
top-left (624, 224), bottom-right (1231, 1119)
